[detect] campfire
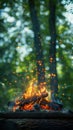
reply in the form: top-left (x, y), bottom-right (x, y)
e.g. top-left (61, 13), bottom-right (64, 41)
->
top-left (8, 79), bottom-right (63, 112)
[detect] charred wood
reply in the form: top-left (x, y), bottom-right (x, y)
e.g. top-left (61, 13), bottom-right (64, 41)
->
top-left (18, 93), bottom-right (48, 107)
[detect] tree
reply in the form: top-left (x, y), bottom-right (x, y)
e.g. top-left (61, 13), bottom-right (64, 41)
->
top-left (48, 0), bottom-right (58, 100)
top-left (28, 0), bottom-right (46, 87)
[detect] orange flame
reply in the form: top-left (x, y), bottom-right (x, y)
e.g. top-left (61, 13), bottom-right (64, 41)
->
top-left (13, 79), bottom-right (51, 111)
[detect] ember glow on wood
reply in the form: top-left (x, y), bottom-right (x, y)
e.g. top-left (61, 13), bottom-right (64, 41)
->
top-left (8, 79), bottom-right (63, 112)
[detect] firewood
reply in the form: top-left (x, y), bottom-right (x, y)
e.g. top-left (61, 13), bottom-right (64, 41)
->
top-left (18, 93), bottom-right (48, 107)
top-left (40, 99), bottom-right (63, 110)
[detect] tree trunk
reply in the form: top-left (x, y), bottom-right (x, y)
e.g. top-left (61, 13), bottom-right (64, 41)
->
top-left (49, 0), bottom-right (58, 100)
top-left (28, 0), bottom-right (45, 86)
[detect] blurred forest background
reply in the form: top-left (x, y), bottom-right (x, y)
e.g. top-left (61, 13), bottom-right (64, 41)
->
top-left (0, 0), bottom-right (73, 111)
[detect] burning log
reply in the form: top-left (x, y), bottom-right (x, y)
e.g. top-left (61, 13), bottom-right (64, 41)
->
top-left (20, 92), bottom-right (48, 106)
top-left (13, 92), bottom-right (48, 111)
top-left (40, 99), bottom-right (63, 110)
top-left (8, 92), bottom-right (63, 111)
top-left (22, 93), bottom-right (47, 105)
top-left (9, 92), bottom-right (63, 111)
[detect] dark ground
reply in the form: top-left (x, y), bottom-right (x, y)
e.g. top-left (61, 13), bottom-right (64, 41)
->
top-left (0, 118), bottom-right (73, 130)
top-left (0, 111), bottom-right (73, 130)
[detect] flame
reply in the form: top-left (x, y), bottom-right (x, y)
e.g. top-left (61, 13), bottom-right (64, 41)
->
top-left (21, 103), bottom-right (33, 110)
top-left (13, 79), bottom-right (51, 111)
top-left (23, 79), bottom-right (37, 99)
top-left (41, 105), bottom-right (50, 110)
top-left (23, 79), bottom-right (49, 99)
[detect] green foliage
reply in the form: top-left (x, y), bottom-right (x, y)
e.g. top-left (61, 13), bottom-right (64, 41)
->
top-left (57, 85), bottom-right (73, 110)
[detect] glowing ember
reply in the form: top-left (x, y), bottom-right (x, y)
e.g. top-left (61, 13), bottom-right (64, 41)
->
top-left (21, 103), bottom-right (33, 110)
